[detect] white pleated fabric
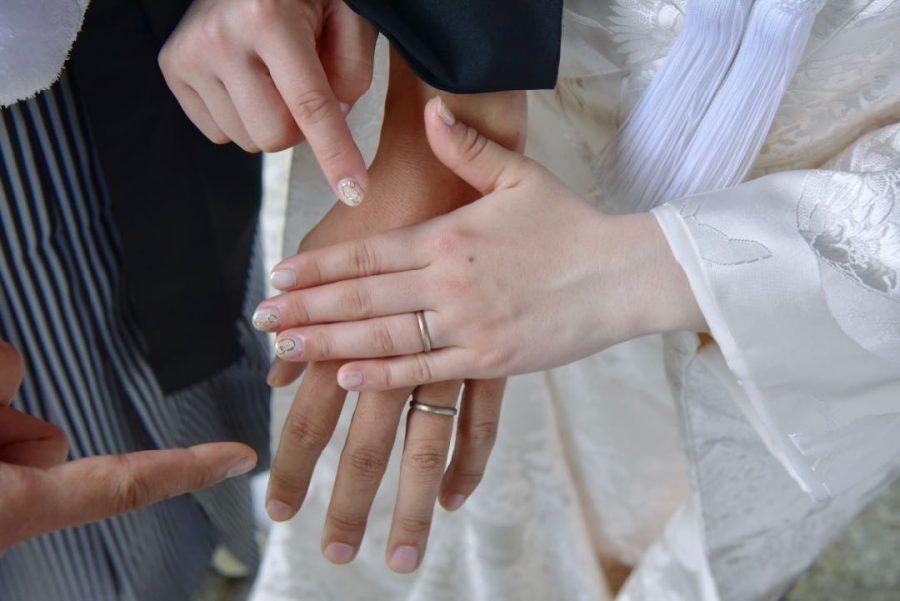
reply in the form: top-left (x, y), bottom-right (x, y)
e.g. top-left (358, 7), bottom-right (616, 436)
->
top-left (255, 2), bottom-right (900, 600)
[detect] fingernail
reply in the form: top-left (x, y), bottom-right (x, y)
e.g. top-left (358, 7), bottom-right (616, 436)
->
top-left (338, 370), bottom-right (363, 389)
top-left (339, 102), bottom-right (351, 116)
top-left (252, 307), bottom-right (279, 331)
top-left (224, 456), bottom-right (257, 479)
top-left (436, 97), bottom-right (456, 127)
top-left (267, 500), bottom-right (294, 522)
top-left (337, 177), bottom-right (364, 207)
top-left (324, 542), bottom-right (355, 564)
top-left (444, 494), bottom-right (466, 511)
top-left (389, 546), bottom-right (419, 573)
top-left (275, 337), bottom-right (303, 359)
top-left (270, 269), bottom-right (296, 290)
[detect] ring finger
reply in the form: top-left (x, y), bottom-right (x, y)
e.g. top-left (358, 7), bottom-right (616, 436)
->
top-left (386, 380), bottom-right (461, 573)
top-left (272, 311), bottom-right (445, 362)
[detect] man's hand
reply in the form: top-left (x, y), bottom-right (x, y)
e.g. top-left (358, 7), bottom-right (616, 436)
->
top-left (159, 0), bottom-right (377, 205)
top-left (0, 341), bottom-right (257, 555)
top-left (259, 50), bottom-right (525, 573)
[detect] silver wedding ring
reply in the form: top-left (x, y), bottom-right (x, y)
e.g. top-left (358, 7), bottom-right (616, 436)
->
top-left (409, 400), bottom-right (458, 417)
top-left (416, 311), bottom-right (433, 353)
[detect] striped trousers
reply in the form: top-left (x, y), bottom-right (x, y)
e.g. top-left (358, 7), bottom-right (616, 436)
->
top-left (0, 75), bottom-right (270, 601)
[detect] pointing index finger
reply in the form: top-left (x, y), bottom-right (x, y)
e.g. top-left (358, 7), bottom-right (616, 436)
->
top-left (258, 28), bottom-right (368, 206)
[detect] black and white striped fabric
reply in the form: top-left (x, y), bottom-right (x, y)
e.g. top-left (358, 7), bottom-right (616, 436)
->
top-left (0, 74), bottom-right (270, 601)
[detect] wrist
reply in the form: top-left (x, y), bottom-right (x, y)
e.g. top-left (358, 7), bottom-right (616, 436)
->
top-left (614, 213), bottom-right (707, 338)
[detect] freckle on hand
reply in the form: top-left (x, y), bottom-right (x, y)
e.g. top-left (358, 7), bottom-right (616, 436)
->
top-left (467, 256), bottom-right (475, 263)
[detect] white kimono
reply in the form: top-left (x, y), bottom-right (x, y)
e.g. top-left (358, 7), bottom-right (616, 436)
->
top-left (252, 1), bottom-right (900, 600)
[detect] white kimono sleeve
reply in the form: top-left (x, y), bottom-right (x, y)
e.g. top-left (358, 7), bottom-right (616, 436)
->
top-left (0, 0), bottom-right (89, 107)
top-left (653, 123), bottom-right (900, 500)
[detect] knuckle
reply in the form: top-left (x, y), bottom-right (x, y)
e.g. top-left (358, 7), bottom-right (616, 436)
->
top-left (284, 413), bottom-right (332, 452)
top-left (345, 445), bottom-right (390, 480)
top-left (369, 322), bottom-right (396, 356)
top-left (245, 0), bottom-right (281, 27)
top-left (309, 331), bottom-right (333, 360)
top-left (288, 298), bottom-right (312, 324)
top-left (327, 510), bottom-right (369, 533)
top-left (290, 89), bottom-right (334, 126)
top-left (348, 241), bottom-right (380, 276)
top-left (394, 515), bottom-right (432, 537)
top-left (459, 126), bottom-right (490, 164)
top-left (430, 228), bottom-right (465, 257)
top-left (440, 276), bottom-right (473, 298)
top-left (111, 456), bottom-right (153, 514)
top-left (462, 420), bottom-right (499, 449)
top-left (408, 354), bottom-right (434, 385)
top-left (339, 285), bottom-right (373, 319)
top-left (379, 362), bottom-right (394, 390)
top-left (406, 444), bottom-right (446, 474)
top-left (477, 348), bottom-right (512, 374)
top-left (199, 14), bottom-right (230, 50)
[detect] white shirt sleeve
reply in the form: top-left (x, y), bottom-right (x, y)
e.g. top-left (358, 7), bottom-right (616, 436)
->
top-left (0, 0), bottom-right (89, 107)
top-left (652, 123), bottom-right (900, 499)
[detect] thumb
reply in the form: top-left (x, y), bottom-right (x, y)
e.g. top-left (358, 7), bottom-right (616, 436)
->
top-left (424, 97), bottom-right (532, 195)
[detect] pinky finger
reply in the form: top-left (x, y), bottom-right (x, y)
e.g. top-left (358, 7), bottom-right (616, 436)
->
top-left (439, 379), bottom-right (504, 510)
top-left (168, 81), bottom-right (229, 144)
top-left (336, 350), bottom-right (472, 392)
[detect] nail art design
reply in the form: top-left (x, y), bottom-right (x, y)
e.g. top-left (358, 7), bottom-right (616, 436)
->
top-left (252, 308), bottom-right (279, 331)
top-left (337, 177), bottom-right (364, 207)
top-left (275, 337), bottom-right (302, 358)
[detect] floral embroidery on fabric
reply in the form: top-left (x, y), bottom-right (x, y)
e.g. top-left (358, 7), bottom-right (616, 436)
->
top-left (798, 170), bottom-right (900, 300)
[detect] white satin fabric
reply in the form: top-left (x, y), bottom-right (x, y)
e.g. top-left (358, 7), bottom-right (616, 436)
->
top-left (252, 2), bottom-right (900, 600)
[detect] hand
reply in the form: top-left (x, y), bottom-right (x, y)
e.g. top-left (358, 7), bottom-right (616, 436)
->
top-left (0, 340), bottom-right (257, 555)
top-left (258, 98), bottom-right (707, 391)
top-left (261, 144), bottom-right (507, 575)
top-left (159, 0), bottom-right (377, 205)
top-left (260, 54), bottom-right (525, 573)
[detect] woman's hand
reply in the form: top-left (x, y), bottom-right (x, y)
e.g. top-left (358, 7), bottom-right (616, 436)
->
top-left (257, 98), bottom-right (706, 390)
top-left (159, 0), bottom-right (377, 205)
top-left (0, 341), bottom-right (257, 556)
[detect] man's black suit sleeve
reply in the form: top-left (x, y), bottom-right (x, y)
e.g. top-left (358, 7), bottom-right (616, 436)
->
top-left (344, 0), bottom-right (563, 93)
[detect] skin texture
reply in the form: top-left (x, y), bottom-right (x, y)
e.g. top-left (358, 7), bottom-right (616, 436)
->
top-left (259, 98), bottom-right (707, 391)
top-left (159, 0), bottom-right (377, 204)
top-left (0, 340), bottom-right (257, 556)
top-left (261, 51), bottom-right (526, 573)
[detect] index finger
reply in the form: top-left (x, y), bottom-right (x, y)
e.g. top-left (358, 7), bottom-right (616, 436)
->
top-left (6, 443), bottom-right (256, 545)
top-left (269, 227), bottom-right (427, 291)
top-left (258, 30), bottom-right (368, 207)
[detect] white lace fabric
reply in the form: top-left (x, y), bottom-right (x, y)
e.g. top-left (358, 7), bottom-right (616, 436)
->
top-left (252, 2), bottom-right (900, 600)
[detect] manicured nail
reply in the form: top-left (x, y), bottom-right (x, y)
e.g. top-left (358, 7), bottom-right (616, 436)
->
top-left (436, 97), bottom-right (456, 127)
top-left (275, 337), bottom-right (303, 359)
top-left (337, 177), bottom-right (364, 207)
top-left (338, 370), bottom-right (363, 389)
top-left (339, 102), bottom-right (351, 116)
top-left (270, 269), bottom-right (296, 290)
top-left (252, 308), bottom-right (279, 331)
top-left (267, 500), bottom-right (294, 522)
top-left (389, 546), bottom-right (419, 573)
top-left (444, 494), bottom-right (466, 511)
top-left (324, 542), bottom-right (355, 564)
top-left (224, 456), bottom-right (257, 479)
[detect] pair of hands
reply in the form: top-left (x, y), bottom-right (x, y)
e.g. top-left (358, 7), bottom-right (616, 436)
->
top-left (0, 341), bottom-right (257, 556)
top-left (258, 99), bottom-right (708, 389)
top-left (255, 98), bottom-right (706, 572)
